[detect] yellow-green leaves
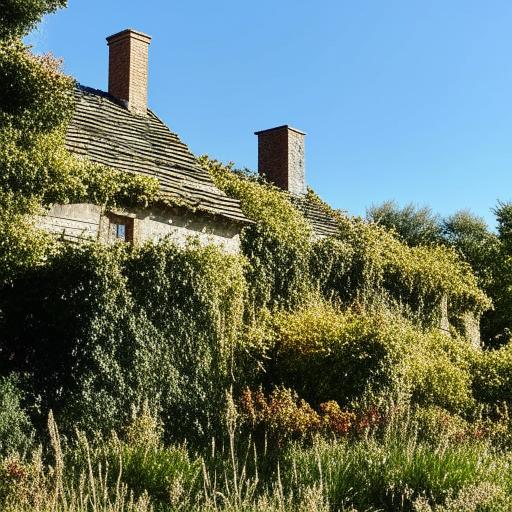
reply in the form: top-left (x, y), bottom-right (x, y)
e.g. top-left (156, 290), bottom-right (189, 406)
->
top-left (271, 300), bottom-right (476, 414)
top-left (0, 41), bottom-right (73, 132)
top-left (312, 215), bottom-right (490, 325)
top-left (201, 156), bottom-right (312, 310)
top-left (200, 156), bottom-right (311, 244)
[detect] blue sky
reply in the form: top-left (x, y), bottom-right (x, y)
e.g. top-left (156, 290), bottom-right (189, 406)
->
top-left (27, 0), bottom-right (512, 227)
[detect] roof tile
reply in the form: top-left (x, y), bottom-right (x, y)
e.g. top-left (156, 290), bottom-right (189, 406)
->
top-left (66, 86), bottom-right (249, 224)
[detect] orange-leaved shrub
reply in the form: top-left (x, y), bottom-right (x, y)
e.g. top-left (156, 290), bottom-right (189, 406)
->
top-left (237, 387), bottom-right (388, 448)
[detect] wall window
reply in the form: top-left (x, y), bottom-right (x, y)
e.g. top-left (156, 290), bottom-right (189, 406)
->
top-left (107, 213), bottom-right (134, 243)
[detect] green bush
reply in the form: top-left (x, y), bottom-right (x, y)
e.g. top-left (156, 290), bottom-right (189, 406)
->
top-left (0, 41), bottom-right (73, 132)
top-left (0, 375), bottom-right (33, 456)
top-left (472, 343), bottom-right (512, 406)
top-left (124, 239), bottom-right (246, 441)
top-left (0, 240), bottom-right (246, 442)
top-left (412, 405), bottom-right (471, 444)
top-left (269, 300), bottom-right (475, 414)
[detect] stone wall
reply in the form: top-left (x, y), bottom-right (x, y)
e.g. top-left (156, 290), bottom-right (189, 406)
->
top-left (133, 206), bottom-right (241, 254)
top-left (462, 312), bottom-right (482, 349)
top-left (437, 293), bottom-right (482, 348)
top-left (36, 204), bottom-right (102, 242)
top-left (37, 203), bottom-right (242, 254)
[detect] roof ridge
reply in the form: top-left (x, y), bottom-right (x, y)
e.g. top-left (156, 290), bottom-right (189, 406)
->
top-left (69, 84), bottom-right (251, 224)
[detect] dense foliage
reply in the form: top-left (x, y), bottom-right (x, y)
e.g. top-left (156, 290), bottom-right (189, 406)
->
top-left (3, 2), bottom-right (512, 511)
top-left (367, 200), bottom-right (512, 346)
top-left (0, 242), bottom-right (246, 442)
top-left (268, 301), bottom-right (476, 414)
top-left (0, 0), bottom-right (66, 39)
top-left (200, 157), bottom-right (312, 310)
top-left (367, 200), bottom-right (443, 246)
top-left (312, 217), bottom-right (489, 327)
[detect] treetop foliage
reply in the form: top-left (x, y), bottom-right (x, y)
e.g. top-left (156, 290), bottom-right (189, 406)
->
top-left (0, 41), bottom-right (73, 133)
top-left (367, 200), bottom-right (443, 247)
top-left (495, 200), bottom-right (512, 254)
top-left (0, 0), bottom-right (66, 39)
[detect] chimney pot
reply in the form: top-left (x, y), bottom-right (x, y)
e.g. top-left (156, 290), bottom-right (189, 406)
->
top-left (255, 125), bottom-right (306, 195)
top-left (106, 29), bottom-right (152, 115)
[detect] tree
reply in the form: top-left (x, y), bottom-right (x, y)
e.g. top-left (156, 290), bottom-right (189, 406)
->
top-left (476, 201), bottom-right (512, 346)
top-left (494, 201), bottom-right (512, 255)
top-left (441, 209), bottom-right (507, 346)
top-left (0, 0), bottom-right (66, 40)
top-left (442, 210), bottom-right (498, 288)
top-left (366, 200), bottom-right (442, 246)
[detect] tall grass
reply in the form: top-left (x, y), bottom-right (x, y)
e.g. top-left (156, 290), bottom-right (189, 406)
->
top-left (1, 408), bottom-right (512, 512)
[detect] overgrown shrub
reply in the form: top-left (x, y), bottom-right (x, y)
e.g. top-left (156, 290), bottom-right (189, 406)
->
top-left (472, 343), bottom-right (512, 406)
top-left (237, 387), bottom-right (387, 448)
top-left (238, 387), bottom-right (321, 447)
top-left (125, 239), bottom-right (246, 441)
top-left (311, 217), bottom-right (490, 328)
top-left (268, 300), bottom-right (475, 413)
top-left (0, 240), bottom-right (246, 442)
top-left (0, 375), bottom-right (33, 457)
top-left (0, 40), bottom-right (73, 132)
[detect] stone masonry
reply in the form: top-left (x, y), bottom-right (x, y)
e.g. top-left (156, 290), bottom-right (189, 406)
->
top-left (37, 204), bottom-right (242, 254)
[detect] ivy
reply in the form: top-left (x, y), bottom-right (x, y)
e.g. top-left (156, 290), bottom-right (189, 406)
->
top-left (311, 215), bottom-right (490, 326)
top-left (0, 241), bottom-right (247, 442)
top-left (203, 158), bottom-right (489, 328)
top-left (200, 157), bottom-right (312, 310)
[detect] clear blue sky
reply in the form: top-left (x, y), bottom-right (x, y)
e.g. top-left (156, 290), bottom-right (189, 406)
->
top-left (27, 0), bottom-right (512, 227)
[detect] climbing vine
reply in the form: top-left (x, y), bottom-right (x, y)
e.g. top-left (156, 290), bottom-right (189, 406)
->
top-left (200, 156), bottom-right (312, 310)
top-left (202, 157), bottom-right (489, 326)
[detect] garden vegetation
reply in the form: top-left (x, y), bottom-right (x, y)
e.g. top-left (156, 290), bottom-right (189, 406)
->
top-left (3, 1), bottom-right (512, 511)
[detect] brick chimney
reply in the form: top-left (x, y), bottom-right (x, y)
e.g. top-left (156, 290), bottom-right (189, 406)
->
top-left (255, 125), bottom-right (306, 195)
top-left (106, 29), bottom-right (152, 115)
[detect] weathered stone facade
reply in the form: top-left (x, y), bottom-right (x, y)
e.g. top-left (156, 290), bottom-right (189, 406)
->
top-left (37, 204), bottom-right (102, 242)
top-left (461, 312), bottom-right (482, 348)
top-left (37, 203), bottom-right (242, 254)
top-left (435, 294), bottom-right (482, 348)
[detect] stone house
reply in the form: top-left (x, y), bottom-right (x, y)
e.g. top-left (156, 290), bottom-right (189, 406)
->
top-left (38, 29), bottom-right (336, 253)
top-left (36, 28), bottom-right (480, 344)
top-left (39, 29), bottom-right (249, 253)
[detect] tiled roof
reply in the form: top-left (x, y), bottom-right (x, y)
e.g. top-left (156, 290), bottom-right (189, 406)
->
top-left (292, 196), bottom-right (340, 238)
top-left (66, 85), bottom-right (249, 224)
